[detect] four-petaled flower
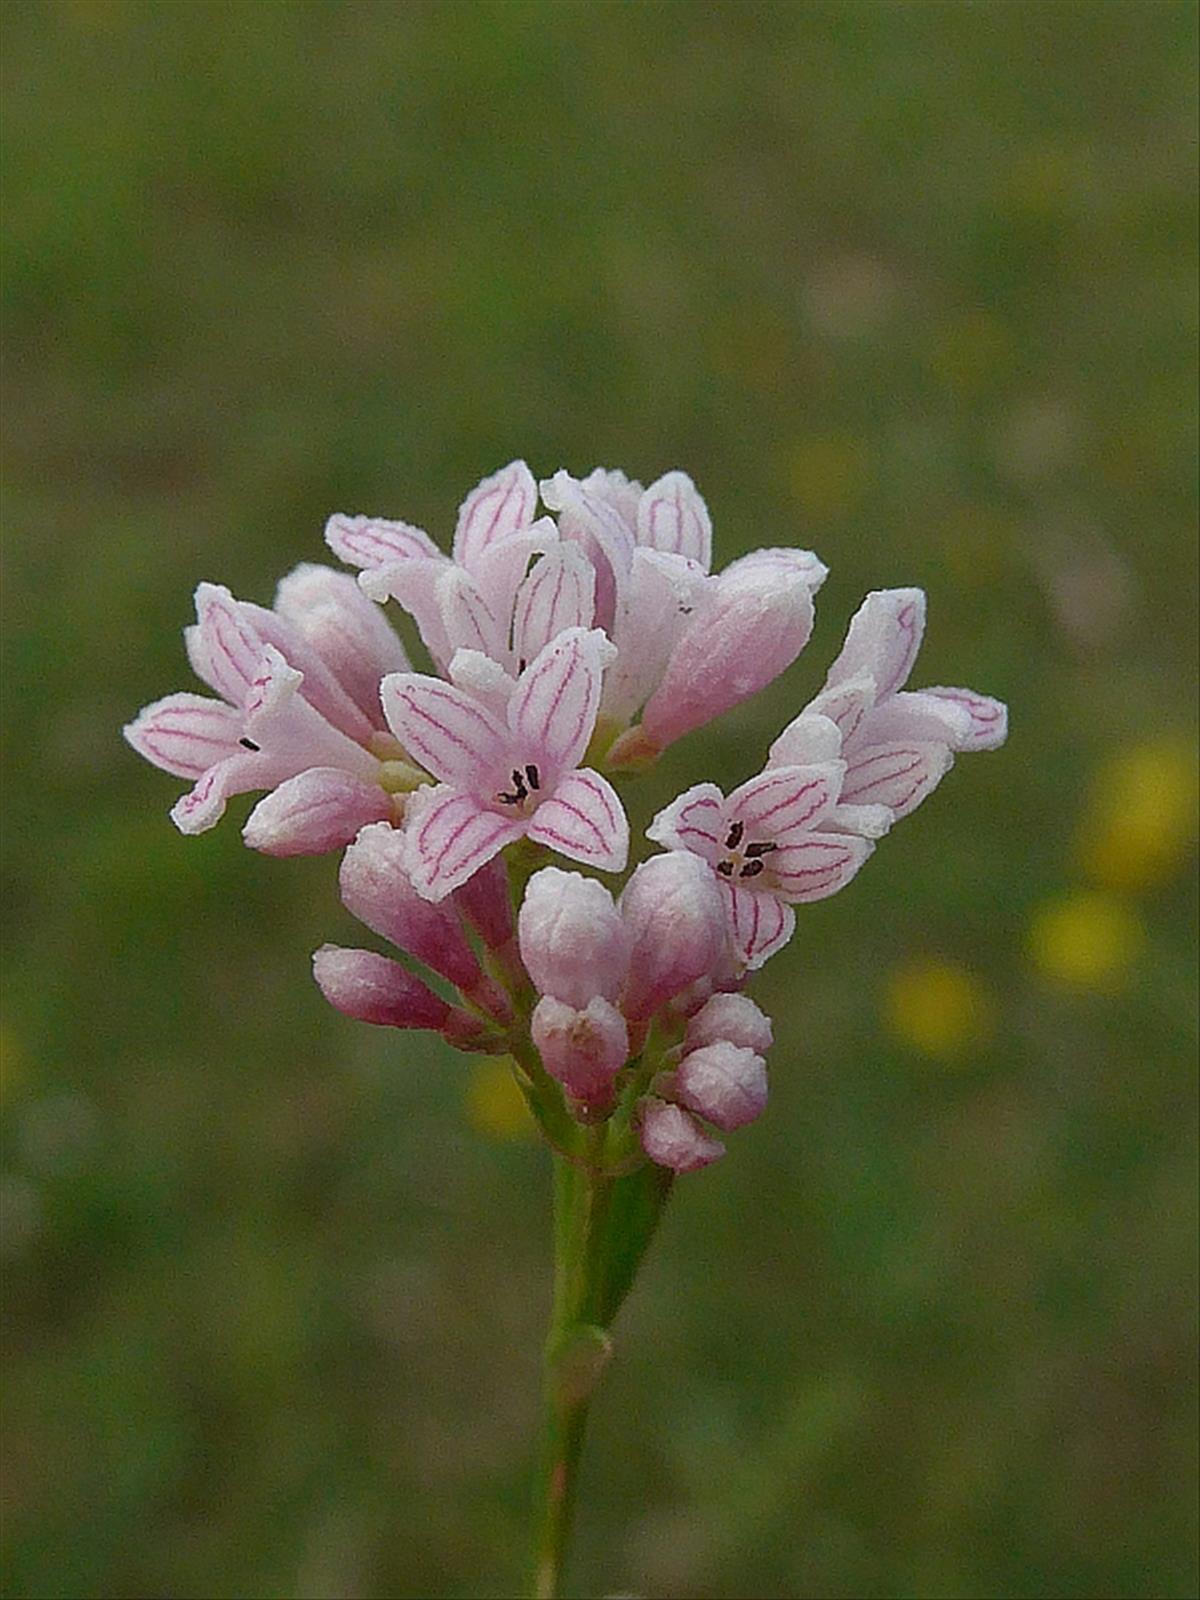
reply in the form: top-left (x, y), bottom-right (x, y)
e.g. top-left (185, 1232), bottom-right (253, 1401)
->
top-left (382, 627), bottom-right (629, 900)
top-left (647, 762), bottom-right (873, 968)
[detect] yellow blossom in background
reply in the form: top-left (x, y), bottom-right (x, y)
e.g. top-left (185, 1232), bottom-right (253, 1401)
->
top-left (884, 957), bottom-right (997, 1062)
top-left (1075, 738), bottom-right (1199, 894)
top-left (464, 1057), bottom-right (536, 1142)
top-left (1026, 891), bottom-right (1145, 991)
top-left (786, 433), bottom-right (871, 521)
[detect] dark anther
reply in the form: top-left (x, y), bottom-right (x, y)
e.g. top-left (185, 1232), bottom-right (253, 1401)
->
top-left (739, 859), bottom-right (766, 879)
top-left (716, 860), bottom-right (735, 877)
top-left (498, 768), bottom-right (529, 806)
top-left (239, 737), bottom-right (261, 751)
top-left (517, 658), bottom-right (527, 675)
top-left (744, 840), bottom-right (777, 858)
top-left (725, 820), bottom-right (745, 850)
top-left (525, 764), bottom-right (541, 791)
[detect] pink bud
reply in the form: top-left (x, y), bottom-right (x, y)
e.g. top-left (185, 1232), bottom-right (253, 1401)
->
top-left (619, 853), bottom-right (729, 1021)
top-left (339, 823), bottom-right (484, 996)
top-left (674, 1042), bottom-right (768, 1132)
top-left (518, 867), bottom-right (630, 1007)
top-left (685, 993), bottom-right (774, 1056)
top-left (637, 567), bottom-right (815, 751)
top-left (273, 563), bottom-right (410, 724)
top-left (453, 854), bottom-right (514, 950)
top-left (242, 768), bottom-right (393, 857)
top-left (531, 995), bottom-right (629, 1107)
top-left (638, 1099), bottom-right (724, 1173)
top-left (312, 945), bottom-right (450, 1031)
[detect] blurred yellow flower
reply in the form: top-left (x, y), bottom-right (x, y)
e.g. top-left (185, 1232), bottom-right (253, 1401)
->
top-left (884, 957), bottom-right (996, 1061)
top-left (1026, 891), bottom-right (1145, 990)
top-left (464, 1057), bottom-right (536, 1142)
top-left (1075, 739), bottom-right (1199, 894)
top-left (786, 434), bottom-right (870, 521)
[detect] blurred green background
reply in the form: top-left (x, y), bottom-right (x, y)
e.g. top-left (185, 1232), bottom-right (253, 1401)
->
top-left (2, 2), bottom-right (1198, 1596)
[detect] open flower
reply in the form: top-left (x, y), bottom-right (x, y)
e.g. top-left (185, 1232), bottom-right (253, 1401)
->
top-left (124, 581), bottom-right (396, 845)
top-left (382, 628), bottom-right (628, 899)
top-left (648, 762), bottom-right (873, 968)
top-left (769, 588), bottom-right (1007, 828)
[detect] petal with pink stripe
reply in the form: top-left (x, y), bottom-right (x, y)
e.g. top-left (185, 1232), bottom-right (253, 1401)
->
top-left (727, 763), bottom-right (843, 844)
top-left (722, 882), bottom-right (796, 969)
top-left (840, 740), bottom-right (952, 817)
top-left (922, 686), bottom-right (1008, 751)
top-left (827, 588), bottom-right (926, 700)
top-left (509, 628), bottom-right (611, 777)
top-left (527, 768), bottom-right (628, 873)
top-left (511, 543), bottom-right (596, 668)
top-left (403, 784), bottom-right (525, 901)
top-left (646, 783), bottom-right (725, 863)
top-left (324, 513), bottom-right (443, 570)
top-left (636, 471), bottom-right (712, 571)
top-left (123, 692), bottom-right (242, 778)
top-left (194, 583), bottom-right (264, 707)
top-left (381, 673), bottom-right (508, 789)
top-left (453, 460), bottom-right (537, 570)
top-left (768, 832), bottom-right (873, 902)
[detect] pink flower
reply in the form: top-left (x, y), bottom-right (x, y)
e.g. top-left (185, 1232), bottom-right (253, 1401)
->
top-left (382, 628), bottom-right (628, 900)
top-left (312, 945), bottom-right (494, 1049)
top-left (672, 1041), bottom-right (769, 1132)
top-left (531, 995), bottom-right (629, 1109)
top-left (517, 866), bottom-right (631, 1009)
top-left (768, 588), bottom-right (1008, 828)
top-left (125, 582), bottom-right (395, 844)
top-left (326, 461), bottom-right (595, 679)
top-left (648, 762), bottom-right (873, 969)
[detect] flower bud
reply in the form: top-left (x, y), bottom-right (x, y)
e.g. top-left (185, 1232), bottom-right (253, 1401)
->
top-left (518, 867), bottom-right (630, 1007)
top-left (243, 768), bottom-right (393, 857)
top-left (531, 995), bottom-right (629, 1108)
top-left (312, 945), bottom-right (450, 1031)
top-left (453, 854), bottom-right (514, 950)
top-left (638, 1099), bottom-right (724, 1173)
top-left (273, 563), bottom-right (410, 724)
top-left (674, 1041), bottom-right (768, 1132)
top-left (340, 823), bottom-right (484, 996)
top-left (619, 853), bottom-right (729, 1021)
top-left (684, 993), bottom-right (774, 1056)
top-left (636, 566), bottom-right (814, 751)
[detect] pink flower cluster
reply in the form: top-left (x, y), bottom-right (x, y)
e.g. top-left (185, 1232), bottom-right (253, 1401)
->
top-left (126, 462), bottom-right (1006, 1174)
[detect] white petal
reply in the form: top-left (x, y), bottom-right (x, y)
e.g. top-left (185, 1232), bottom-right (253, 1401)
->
top-left (381, 672), bottom-right (508, 789)
top-left (767, 710), bottom-right (844, 769)
top-left (830, 802), bottom-right (894, 839)
top-left (768, 832), bottom-right (874, 902)
top-left (324, 513), bottom-right (443, 569)
top-left (123, 692), bottom-right (242, 778)
top-left (193, 582), bottom-right (264, 707)
top-left (508, 627), bottom-right (614, 777)
top-left (646, 783), bottom-right (726, 865)
top-left (602, 550), bottom-right (709, 724)
top-left (452, 460), bottom-right (538, 570)
top-left (922, 686), bottom-right (1008, 751)
top-left (826, 588), bottom-right (926, 699)
top-left (242, 768), bottom-right (392, 857)
top-left (169, 752), bottom-right (262, 835)
top-left (369, 557), bottom-right (455, 671)
top-left (840, 740), bottom-right (954, 817)
top-left (801, 674), bottom-right (879, 747)
top-left (243, 647), bottom-right (379, 779)
top-left (722, 883), bottom-right (796, 970)
top-left (726, 763), bottom-right (844, 845)
top-left (864, 689), bottom-right (973, 746)
top-left (527, 769), bottom-right (628, 873)
top-left (720, 546), bottom-right (829, 593)
top-left (540, 469), bottom-right (637, 630)
top-left (511, 543), bottom-right (596, 668)
top-left (437, 566), bottom-right (506, 661)
top-left (636, 471), bottom-right (713, 570)
top-left (403, 784), bottom-right (525, 902)
top-left (447, 649), bottom-right (517, 719)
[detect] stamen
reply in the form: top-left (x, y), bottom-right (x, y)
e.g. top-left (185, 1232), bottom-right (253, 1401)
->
top-left (725, 820), bottom-right (744, 850)
top-left (744, 840), bottom-right (777, 858)
top-left (525, 764), bottom-right (540, 791)
top-left (739, 860), bottom-right (765, 879)
top-left (498, 768), bottom-right (529, 806)
top-left (716, 860), bottom-right (734, 877)
top-left (239, 737), bottom-right (261, 751)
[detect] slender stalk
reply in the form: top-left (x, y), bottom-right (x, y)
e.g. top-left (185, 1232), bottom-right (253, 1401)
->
top-left (530, 1147), bottom-right (673, 1598)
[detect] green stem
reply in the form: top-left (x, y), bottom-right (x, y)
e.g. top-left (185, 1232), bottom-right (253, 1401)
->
top-left (530, 1148), bottom-right (673, 1598)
